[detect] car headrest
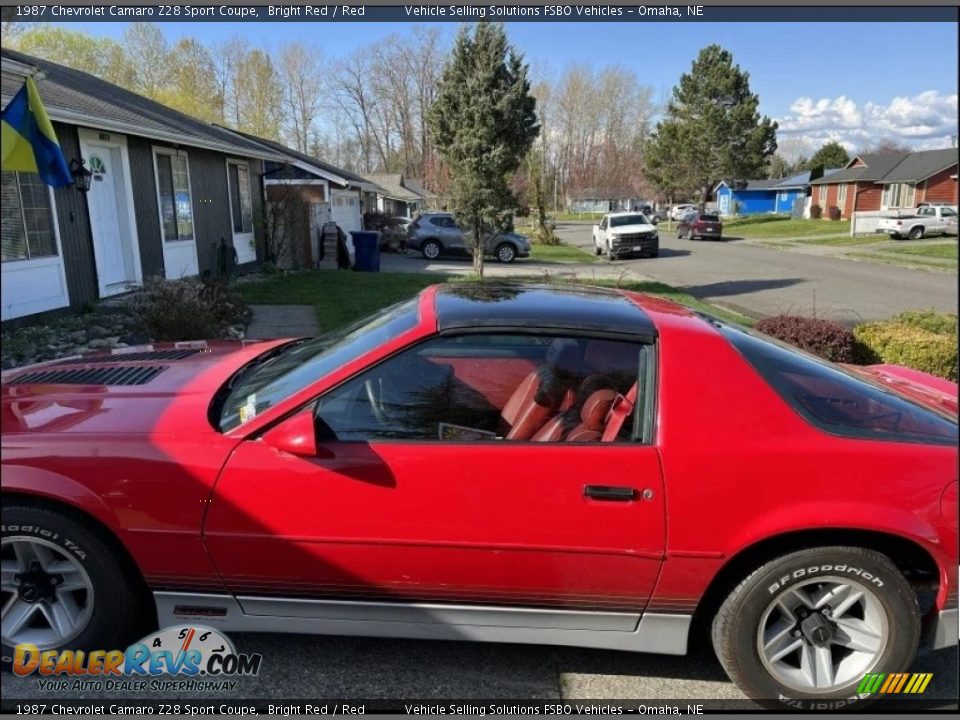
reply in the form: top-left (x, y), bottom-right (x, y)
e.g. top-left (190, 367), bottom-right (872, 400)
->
top-left (546, 338), bottom-right (583, 377)
top-left (574, 374), bottom-right (614, 405)
top-left (580, 389), bottom-right (619, 430)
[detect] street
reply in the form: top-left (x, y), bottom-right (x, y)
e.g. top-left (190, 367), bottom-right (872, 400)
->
top-left (554, 222), bottom-right (958, 323)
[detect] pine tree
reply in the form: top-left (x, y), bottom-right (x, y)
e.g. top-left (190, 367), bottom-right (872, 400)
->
top-left (644, 45), bottom-right (777, 207)
top-left (808, 141), bottom-right (850, 171)
top-left (428, 24), bottom-right (539, 276)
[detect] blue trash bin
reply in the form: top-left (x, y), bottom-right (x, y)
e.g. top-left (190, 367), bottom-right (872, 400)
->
top-left (350, 231), bottom-right (381, 272)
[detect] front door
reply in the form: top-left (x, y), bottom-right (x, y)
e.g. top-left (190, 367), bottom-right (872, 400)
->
top-left (80, 131), bottom-right (140, 296)
top-left (205, 333), bottom-right (665, 618)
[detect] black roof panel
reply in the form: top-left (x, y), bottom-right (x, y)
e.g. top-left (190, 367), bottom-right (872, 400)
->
top-left (435, 283), bottom-right (656, 338)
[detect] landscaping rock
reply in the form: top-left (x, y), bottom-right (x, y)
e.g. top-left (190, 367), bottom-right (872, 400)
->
top-left (87, 325), bottom-right (112, 340)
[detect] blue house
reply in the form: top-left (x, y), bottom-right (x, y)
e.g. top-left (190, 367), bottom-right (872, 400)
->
top-left (714, 170), bottom-right (839, 217)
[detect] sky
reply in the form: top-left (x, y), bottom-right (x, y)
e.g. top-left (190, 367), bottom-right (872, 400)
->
top-left (64, 21), bottom-right (959, 157)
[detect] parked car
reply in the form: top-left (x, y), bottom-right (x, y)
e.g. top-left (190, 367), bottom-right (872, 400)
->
top-left (669, 203), bottom-right (697, 221)
top-left (677, 212), bottom-right (723, 241)
top-left (638, 205), bottom-right (663, 224)
top-left (407, 212), bottom-right (530, 263)
top-left (945, 214), bottom-right (958, 237)
top-left (592, 212), bottom-right (659, 260)
top-left (876, 204), bottom-right (958, 239)
top-left (2, 283), bottom-right (956, 708)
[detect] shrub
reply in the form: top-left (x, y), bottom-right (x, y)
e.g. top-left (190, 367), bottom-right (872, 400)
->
top-left (755, 315), bottom-right (857, 363)
top-left (809, 204), bottom-right (823, 219)
top-left (132, 278), bottom-right (250, 341)
top-left (828, 206), bottom-right (842, 221)
top-left (890, 309), bottom-right (957, 337)
top-left (853, 322), bottom-right (958, 381)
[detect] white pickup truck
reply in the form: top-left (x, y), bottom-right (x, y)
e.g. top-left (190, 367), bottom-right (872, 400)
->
top-left (876, 204), bottom-right (958, 239)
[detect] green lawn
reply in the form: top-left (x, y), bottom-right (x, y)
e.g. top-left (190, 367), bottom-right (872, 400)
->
top-left (235, 270), bottom-right (753, 333)
top-left (887, 243), bottom-right (959, 260)
top-left (529, 242), bottom-right (598, 264)
top-left (723, 215), bottom-right (851, 238)
top-left (789, 235), bottom-right (885, 246)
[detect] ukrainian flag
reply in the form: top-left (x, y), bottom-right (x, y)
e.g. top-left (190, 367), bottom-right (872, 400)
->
top-left (1, 76), bottom-right (72, 187)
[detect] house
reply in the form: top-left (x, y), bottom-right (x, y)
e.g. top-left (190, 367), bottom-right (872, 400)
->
top-left (714, 170), bottom-right (840, 217)
top-left (567, 188), bottom-right (643, 214)
top-left (1, 48), bottom-right (279, 322)
top-left (808, 148), bottom-right (958, 218)
top-left (403, 177), bottom-right (441, 211)
top-left (364, 174), bottom-right (425, 218)
top-left (218, 130), bottom-right (382, 267)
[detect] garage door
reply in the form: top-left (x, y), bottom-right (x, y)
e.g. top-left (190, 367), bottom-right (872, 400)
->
top-left (331, 190), bottom-right (361, 234)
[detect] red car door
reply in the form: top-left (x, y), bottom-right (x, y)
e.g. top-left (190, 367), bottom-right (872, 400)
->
top-left (203, 334), bottom-right (665, 617)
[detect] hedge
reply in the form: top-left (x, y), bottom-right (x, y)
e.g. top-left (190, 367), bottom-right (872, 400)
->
top-left (853, 322), bottom-right (958, 381)
top-left (755, 315), bottom-right (856, 363)
top-left (890, 309), bottom-right (958, 337)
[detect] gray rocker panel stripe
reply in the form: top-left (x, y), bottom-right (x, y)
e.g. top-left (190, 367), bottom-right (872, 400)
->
top-left (154, 592), bottom-right (692, 656)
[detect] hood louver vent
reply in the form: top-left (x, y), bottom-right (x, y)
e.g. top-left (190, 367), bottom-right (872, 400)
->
top-left (8, 366), bottom-right (165, 386)
top-left (57, 349), bottom-right (204, 365)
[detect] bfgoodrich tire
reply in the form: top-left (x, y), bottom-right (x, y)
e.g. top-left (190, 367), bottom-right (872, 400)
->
top-left (711, 546), bottom-right (920, 710)
top-left (1, 502), bottom-right (146, 665)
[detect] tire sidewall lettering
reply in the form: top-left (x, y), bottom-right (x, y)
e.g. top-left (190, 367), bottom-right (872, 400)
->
top-left (766, 564), bottom-right (884, 594)
top-left (2, 523), bottom-right (87, 561)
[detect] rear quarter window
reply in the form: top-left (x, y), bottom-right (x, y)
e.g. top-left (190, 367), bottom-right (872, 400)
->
top-left (718, 322), bottom-right (957, 445)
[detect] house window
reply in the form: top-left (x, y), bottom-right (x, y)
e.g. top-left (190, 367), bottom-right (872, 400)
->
top-left (818, 185), bottom-right (827, 204)
top-left (882, 182), bottom-right (916, 209)
top-left (227, 160), bottom-right (253, 234)
top-left (154, 150), bottom-right (194, 242)
top-left (1, 171), bottom-right (58, 263)
top-left (836, 184), bottom-right (847, 206)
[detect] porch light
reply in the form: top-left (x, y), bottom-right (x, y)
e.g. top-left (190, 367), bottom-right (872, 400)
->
top-left (70, 158), bottom-right (92, 193)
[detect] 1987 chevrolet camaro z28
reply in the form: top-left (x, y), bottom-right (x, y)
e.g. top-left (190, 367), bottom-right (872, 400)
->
top-left (1, 283), bottom-right (957, 706)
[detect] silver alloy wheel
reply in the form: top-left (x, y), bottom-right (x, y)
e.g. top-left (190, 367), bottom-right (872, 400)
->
top-left (1, 537), bottom-right (95, 649)
top-left (757, 576), bottom-right (888, 693)
top-left (423, 241), bottom-right (441, 260)
top-left (497, 244), bottom-right (516, 263)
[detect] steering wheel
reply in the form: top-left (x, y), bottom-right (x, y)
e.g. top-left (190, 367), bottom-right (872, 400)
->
top-left (363, 375), bottom-right (404, 425)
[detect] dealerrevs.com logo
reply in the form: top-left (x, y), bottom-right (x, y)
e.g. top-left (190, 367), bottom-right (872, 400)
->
top-left (13, 626), bottom-right (262, 691)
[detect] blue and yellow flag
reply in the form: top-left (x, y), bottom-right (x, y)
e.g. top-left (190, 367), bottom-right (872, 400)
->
top-left (1, 76), bottom-right (72, 187)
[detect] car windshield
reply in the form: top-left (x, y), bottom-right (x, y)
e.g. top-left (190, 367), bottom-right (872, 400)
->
top-left (217, 298), bottom-right (419, 432)
top-left (610, 214), bottom-right (649, 227)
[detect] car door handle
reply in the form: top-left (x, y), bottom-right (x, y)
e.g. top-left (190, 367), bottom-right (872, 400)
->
top-left (583, 485), bottom-right (636, 501)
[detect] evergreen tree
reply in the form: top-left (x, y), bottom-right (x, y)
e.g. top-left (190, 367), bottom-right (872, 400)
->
top-left (428, 24), bottom-right (539, 276)
top-left (808, 141), bottom-right (850, 171)
top-left (644, 45), bottom-right (777, 207)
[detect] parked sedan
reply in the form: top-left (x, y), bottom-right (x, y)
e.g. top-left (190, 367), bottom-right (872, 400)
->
top-left (677, 212), bottom-right (723, 240)
top-left (669, 203), bottom-right (697, 221)
top-left (2, 283), bottom-right (956, 708)
top-left (406, 212), bottom-right (530, 263)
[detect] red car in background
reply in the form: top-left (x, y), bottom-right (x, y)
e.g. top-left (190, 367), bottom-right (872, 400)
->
top-left (677, 211), bottom-right (724, 241)
top-left (2, 283), bottom-right (957, 706)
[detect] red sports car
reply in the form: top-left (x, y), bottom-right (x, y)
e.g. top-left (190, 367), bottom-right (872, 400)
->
top-left (2, 283), bottom-right (957, 706)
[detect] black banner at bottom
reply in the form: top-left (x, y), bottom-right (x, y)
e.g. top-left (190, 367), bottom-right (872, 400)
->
top-left (1, 699), bottom-right (957, 715)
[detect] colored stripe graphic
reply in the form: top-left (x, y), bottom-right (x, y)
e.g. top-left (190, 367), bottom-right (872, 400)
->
top-left (860, 672), bottom-right (932, 694)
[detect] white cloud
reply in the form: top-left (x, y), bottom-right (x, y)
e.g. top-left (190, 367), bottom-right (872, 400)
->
top-left (776, 91), bottom-right (958, 152)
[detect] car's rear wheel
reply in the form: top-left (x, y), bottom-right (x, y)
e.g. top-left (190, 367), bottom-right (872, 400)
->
top-left (421, 239), bottom-right (442, 260)
top-left (908, 226), bottom-right (924, 240)
top-left (496, 243), bottom-right (517, 264)
top-left (712, 546), bottom-right (920, 710)
top-left (1, 503), bottom-right (144, 664)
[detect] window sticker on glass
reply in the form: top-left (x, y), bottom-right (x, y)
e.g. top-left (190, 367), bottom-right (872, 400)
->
top-left (239, 394), bottom-right (257, 424)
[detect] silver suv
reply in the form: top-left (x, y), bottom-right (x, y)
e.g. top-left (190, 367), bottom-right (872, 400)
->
top-left (407, 213), bottom-right (531, 263)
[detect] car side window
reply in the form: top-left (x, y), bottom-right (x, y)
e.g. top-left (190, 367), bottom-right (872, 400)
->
top-left (429, 217), bottom-right (447, 227)
top-left (942, 207), bottom-right (956, 217)
top-left (918, 207), bottom-right (933, 217)
top-left (314, 333), bottom-right (649, 443)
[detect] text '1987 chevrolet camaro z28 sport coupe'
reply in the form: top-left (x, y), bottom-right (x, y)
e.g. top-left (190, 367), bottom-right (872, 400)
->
top-left (1, 283), bottom-right (957, 707)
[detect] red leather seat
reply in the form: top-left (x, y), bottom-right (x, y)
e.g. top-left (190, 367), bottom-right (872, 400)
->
top-left (531, 375), bottom-right (613, 442)
top-left (566, 389), bottom-right (620, 442)
top-left (500, 339), bottom-right (583, 440)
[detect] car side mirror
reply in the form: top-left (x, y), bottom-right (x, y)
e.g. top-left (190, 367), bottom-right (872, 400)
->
top-left (261, 410), bottom-right (318, 457)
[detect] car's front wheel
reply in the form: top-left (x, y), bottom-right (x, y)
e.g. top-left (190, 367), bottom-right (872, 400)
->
top-left (421, 239), bottom-right (442, 260)
top-left (712, 546), bottom-right (920, 710)
top-left (1, 502), bottom-right (145, 664)
top-left (495, 243), bottom-right (517, 263)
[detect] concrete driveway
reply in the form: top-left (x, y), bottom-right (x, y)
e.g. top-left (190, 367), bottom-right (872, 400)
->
top-left (3, 633), bottom-right (956, 706)
top-left (554, 222), bottom-right (958, 323)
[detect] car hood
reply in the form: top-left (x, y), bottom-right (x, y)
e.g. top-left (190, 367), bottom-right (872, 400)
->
top-left (609, 223), bottom-right (657, 234)
top-left (1, 339), bottom-right (289, 436)
top-left (844, 363), bottom-right (959, 416)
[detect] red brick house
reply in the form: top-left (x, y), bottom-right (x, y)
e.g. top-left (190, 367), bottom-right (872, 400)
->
top-left (809, 148), bottom-right (958, 218)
